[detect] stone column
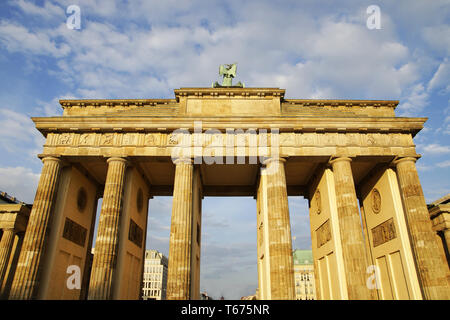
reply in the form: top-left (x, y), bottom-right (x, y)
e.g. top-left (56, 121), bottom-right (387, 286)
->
top-left (329, 157), bottom-right (371, 300)
top-left (394, 157), bottom-right (450, 299)
top-left (88, 157), bottom-right (128, 300)
top-left (167, 158), bottom-right (194, 300)
top-left (0, 229), bottom-right (15, 285)
top-left (444, 229), bottom-right (450, 258)
top-left (263, 157), bottom-right (295, 300)
top-left (0, 231), bottom-right (24, 299)
top-left (9, 156), bottom-right (62, 300)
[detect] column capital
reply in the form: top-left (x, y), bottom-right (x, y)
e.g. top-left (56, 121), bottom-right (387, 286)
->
top-left (173, 157), bottom-right (193, 165)
top-left (106, 156), bottom-right (128, 165)
top-left (38, 155), bottom-right (73, 168)
top-left (262, 156), bottom-right (287, 166)
top-left (1, 228), bottom-right (16, 234)
top-left (329, 156), bottom-right (352, 165)
top-left (393, 156), bottom-right (420, 166)
top-left (41, 156), bottom-right (62, 164)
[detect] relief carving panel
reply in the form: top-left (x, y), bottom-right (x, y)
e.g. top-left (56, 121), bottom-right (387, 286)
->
top-left (100, 133), bottom-right (114, 145)
top-left (372, 218), bottom-right (396, 247)
top-left (79, 133), bottom-right (95, 145)
top-left (371, 188), bottom-right (381, 214)
top-left (316, 219), bottom-right (331, 248)
top-left (314, 190), bottom-right (322, 215)
top-left (59, 133), bottom-right (73, 145)
top-left (128, 219), bottom-right (143, 248)
top-left (62, 217), bottom-right (87, 247)
top-left (145, 133), bottom-right (160, 146)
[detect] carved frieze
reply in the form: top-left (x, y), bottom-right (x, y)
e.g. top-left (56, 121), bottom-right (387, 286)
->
top-left (145, 133), bottom-right (160, 146)
top-left (79, 133), bottom-right (95, 145)
top-left (298, 133), bottom-right (316, 146)
top-left (280, 133), bottom-right (296, 146)
top-left (167, 133), bottom-right (179, 145)
top-left (100, 133), bottom-right (114, 145)
top-left (122, 133), bottom-right (137, 145)
top-left (59, 133), bottom-right (73, 145)
top-left (44, 131), bottom-right (415, 155)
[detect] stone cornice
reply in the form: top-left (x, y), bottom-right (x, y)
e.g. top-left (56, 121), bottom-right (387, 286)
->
top-left (282, 99), bottom-right (399, 109)
top-left (32, 115), bottom-right (426, 135)
top-left (59, 97), bottom-right (398, 109)
top-left (59, 99), bottom-right (178, 109)
top-left (174, 87), bottom-right (285, 100)
top-left (0, 203), bottom-right (27, 213)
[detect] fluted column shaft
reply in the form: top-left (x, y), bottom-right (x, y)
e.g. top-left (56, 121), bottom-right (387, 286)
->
top-left (330, 157), bottom-right (371, 300)
top-left (444, 230), bottom-right (450, 258)
top-left (88, 157), bottom-right (127, 300)
top-left (9, 156), bottom-right (62, 299)
top-left (0, 229), bottom-right (16, 285)
top-left (264, 157), bottom-right (295, 300)
top-left (167, 158), bottom-right (193, 300)
top-left (394, 157), bottom-right (450, 299)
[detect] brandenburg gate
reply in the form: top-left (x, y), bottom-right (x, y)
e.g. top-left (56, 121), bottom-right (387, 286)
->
top-left (4, 84), bottom-right (450, 300)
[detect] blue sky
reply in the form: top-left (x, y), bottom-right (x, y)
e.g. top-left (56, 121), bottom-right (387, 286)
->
top-left (0, 0), bottom-right (449, 299)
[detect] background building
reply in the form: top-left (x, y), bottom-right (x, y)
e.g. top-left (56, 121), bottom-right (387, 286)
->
top-left (293, 249), bottom-right (316, 300)
top-left (142, 249), bottom-right (168, 300)
top-left (428, 194), bottom-right (450, 266)
top-left (0, 191), bottom-right (30, 299)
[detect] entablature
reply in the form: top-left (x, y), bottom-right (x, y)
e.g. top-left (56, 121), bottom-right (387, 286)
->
top-left (32, 115), bottom-right (426, 137)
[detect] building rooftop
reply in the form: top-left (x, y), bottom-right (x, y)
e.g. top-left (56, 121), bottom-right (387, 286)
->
top-left (0, 190), bottom-right (30, 207)
top-left (429, 193), bottom-right (450, 207)
top-left (293, 249), bottom-right (313, 265)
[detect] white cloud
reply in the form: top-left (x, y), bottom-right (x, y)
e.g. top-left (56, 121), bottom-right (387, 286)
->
top-left (57, 0), bottom-right (119, 19)
top-left (36, 97), bottom-right (63, 116)
top-left (437, 160), bottom-right (450, 168)
top-left (428, 59), bottom-right (450, 94)
top-left (0, 166), bottom-right (40, 203)
top-left (0, 21), bottom-right (70, 57)
top-left (397, 83), bottom-right (429, 116)
top-left (422, 24), bottom-right (450, 56)
top-left (0, 109), bottom-right (45, 156)
top-left (422, 143), bottom-right (450, 154)
top-left (0, 1), bottom-right (427, 102)
top-left (10, 0), bottom-right (64, 20)
top-left (416, 163), bottom-right (433, 172)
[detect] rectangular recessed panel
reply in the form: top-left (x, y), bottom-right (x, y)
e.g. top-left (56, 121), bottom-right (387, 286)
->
top-left (388, 251), bottom-right (410, 300)
top-left (327, 252), bottom-right (339, 300)
top-left (128, 219), bottom-right (143, 248)
top-left (316, 219), bottom-right (332, 248)
top-left (372, 218), bottom-right (396, 247)
top-left (318, 256), bottom-right (330, 300)
top-left (62, 218), bottom-right (87, 247)
top-left (376, 256), bottom-right (394, 300)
